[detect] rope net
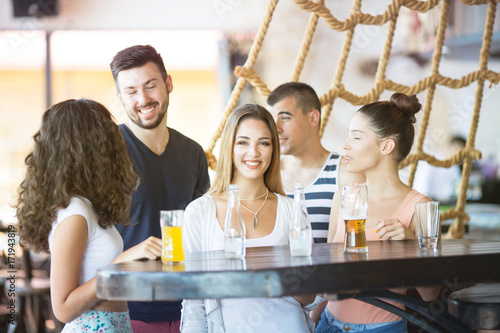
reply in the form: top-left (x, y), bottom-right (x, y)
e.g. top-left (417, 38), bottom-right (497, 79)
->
top-left (205, 0), bottom-right (500, 239)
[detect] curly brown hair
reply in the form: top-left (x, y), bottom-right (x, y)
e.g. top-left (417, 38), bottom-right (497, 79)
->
top-left (15, 99), bottom-right (138, 253)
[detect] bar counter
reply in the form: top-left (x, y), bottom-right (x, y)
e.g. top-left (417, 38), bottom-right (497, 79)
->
top-left (96, 239), bottom-right (500, 301)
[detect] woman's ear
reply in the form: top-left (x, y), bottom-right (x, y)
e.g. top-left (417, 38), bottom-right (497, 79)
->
top-left (381, 138), bottom-right (396, 156)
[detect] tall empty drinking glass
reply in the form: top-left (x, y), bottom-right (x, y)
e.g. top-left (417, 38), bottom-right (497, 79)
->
top-left (341, 184), bottom-right (369, 253)
top-left (415, 201), bottom-right (440, 249)
top-left (160, 210), bottom-right (185, 263)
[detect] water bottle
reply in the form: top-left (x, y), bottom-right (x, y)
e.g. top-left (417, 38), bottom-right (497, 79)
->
top-left (289, 183), bottom-right (313, 256)
top-left (224, 184), bottom-right (246, 259)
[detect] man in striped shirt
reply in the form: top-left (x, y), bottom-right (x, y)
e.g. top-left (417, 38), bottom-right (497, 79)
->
top-left (268, 82), bottom-right (365, 243)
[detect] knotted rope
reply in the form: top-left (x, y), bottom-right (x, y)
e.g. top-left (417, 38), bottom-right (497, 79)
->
top-left (205, 0), bottom-right (500, 239)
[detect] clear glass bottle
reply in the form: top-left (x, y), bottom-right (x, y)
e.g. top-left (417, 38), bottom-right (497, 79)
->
top-left (224, 184), bottom-right (246, 259)
top-left (289, 182), bottom-right (313, 256)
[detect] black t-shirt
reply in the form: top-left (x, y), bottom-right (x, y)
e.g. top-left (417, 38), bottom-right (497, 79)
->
top-left (117, 124), bottom-right (210, 322)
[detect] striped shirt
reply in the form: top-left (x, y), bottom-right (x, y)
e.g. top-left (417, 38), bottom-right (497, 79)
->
top-left (285, 153), bottom-right (340, 243)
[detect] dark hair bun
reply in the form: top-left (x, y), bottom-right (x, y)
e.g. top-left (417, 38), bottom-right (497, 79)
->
top-left (390, 93), bottom-right (421, 123)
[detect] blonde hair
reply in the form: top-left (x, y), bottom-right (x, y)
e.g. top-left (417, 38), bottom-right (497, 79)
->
top-left (206, 103), bottom-right (284, 196)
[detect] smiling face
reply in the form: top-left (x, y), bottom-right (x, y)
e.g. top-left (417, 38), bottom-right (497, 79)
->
top-left (270, 96), bottom-right (313, 156)
top-left (116, 61), bottom-right (173, 130)
top-left (343, 113), bottom-right (384, 173)
top-left (232, 118), bottom-right (273, 183)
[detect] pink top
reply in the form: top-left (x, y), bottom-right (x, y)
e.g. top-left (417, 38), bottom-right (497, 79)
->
top-left (328, 189), bottom-right (427, 323)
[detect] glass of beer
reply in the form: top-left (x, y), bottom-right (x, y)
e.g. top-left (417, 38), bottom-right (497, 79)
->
top-left (341, 184), bottom-right (369, 253)
top-left (160, 210), bottom-right (185, 264)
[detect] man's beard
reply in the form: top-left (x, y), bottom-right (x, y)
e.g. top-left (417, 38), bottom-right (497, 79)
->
top-left (130, 103), bottom-right (167, 130)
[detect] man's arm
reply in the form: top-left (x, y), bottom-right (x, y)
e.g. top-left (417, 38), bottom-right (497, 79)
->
top-left (193, 149), bottom-right (211, 200)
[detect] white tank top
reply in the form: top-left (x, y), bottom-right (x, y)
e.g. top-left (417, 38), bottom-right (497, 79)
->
top-left (48, 196), bottom-right (123, 284)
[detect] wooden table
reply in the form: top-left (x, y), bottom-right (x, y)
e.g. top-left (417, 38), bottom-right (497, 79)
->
top-left (97, 239), bottom-right (500, 332)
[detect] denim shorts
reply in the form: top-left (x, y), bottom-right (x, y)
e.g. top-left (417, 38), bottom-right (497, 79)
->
top-left (62, 310), bottom-right (133, 332)
top-left (316, 308), bottom-right (407, 333)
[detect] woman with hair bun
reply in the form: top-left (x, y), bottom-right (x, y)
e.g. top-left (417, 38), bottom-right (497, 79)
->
top-left (313, 93), bottom-right (440, 332)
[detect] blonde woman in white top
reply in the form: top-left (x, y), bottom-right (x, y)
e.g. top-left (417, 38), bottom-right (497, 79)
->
top-left (182, 103), bottom-right (320, 333)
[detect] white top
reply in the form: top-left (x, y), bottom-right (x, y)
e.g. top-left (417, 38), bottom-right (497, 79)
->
top-left (183, 193), bottom-right (292, 254)
top-left (48, 196), bottom-right (123, 284)
top-left (181, 193), bottom-right (318, 333)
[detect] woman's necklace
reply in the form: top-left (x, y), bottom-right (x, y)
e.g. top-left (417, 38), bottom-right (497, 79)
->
top-left (239, 188), bottom-right (269, 229)
top-left (239, 189), bottom-right (268, 201)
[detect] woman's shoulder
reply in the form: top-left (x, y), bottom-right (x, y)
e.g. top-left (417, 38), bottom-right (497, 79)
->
top-left (186, 195), bottom-right (214, 209)
top-left (406, 189), bottom-right (431, 203)
top-left (185, 195), bottom-right (216, 221)
top-left (52, 196), bottom-right (97, 236)
top-left (275, 192), bottom-right (294, 210)
top-left (275, 192), bottom-right (292, 201)
top-left (394, 189), bottom-right (431, 216)
top-left (57, 196), bottom-right (93, 221)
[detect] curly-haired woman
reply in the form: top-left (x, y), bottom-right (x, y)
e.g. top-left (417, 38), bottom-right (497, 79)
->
top-left (15, 99), bottom-right (162, 332)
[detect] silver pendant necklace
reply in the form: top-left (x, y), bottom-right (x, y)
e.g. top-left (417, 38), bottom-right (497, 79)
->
top-left (239, 188), bottom-right (269, 229)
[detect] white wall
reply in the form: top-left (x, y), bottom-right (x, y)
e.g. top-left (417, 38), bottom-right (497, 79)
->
top-left (0, 0), bottom-right (269, 31)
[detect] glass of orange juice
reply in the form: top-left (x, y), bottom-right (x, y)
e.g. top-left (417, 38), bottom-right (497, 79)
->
top-left (160, 210), bottom-right (185, 264)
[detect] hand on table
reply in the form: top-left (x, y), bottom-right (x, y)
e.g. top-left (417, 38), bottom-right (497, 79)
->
top-left (112, 236), bottom-right (162, 264)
